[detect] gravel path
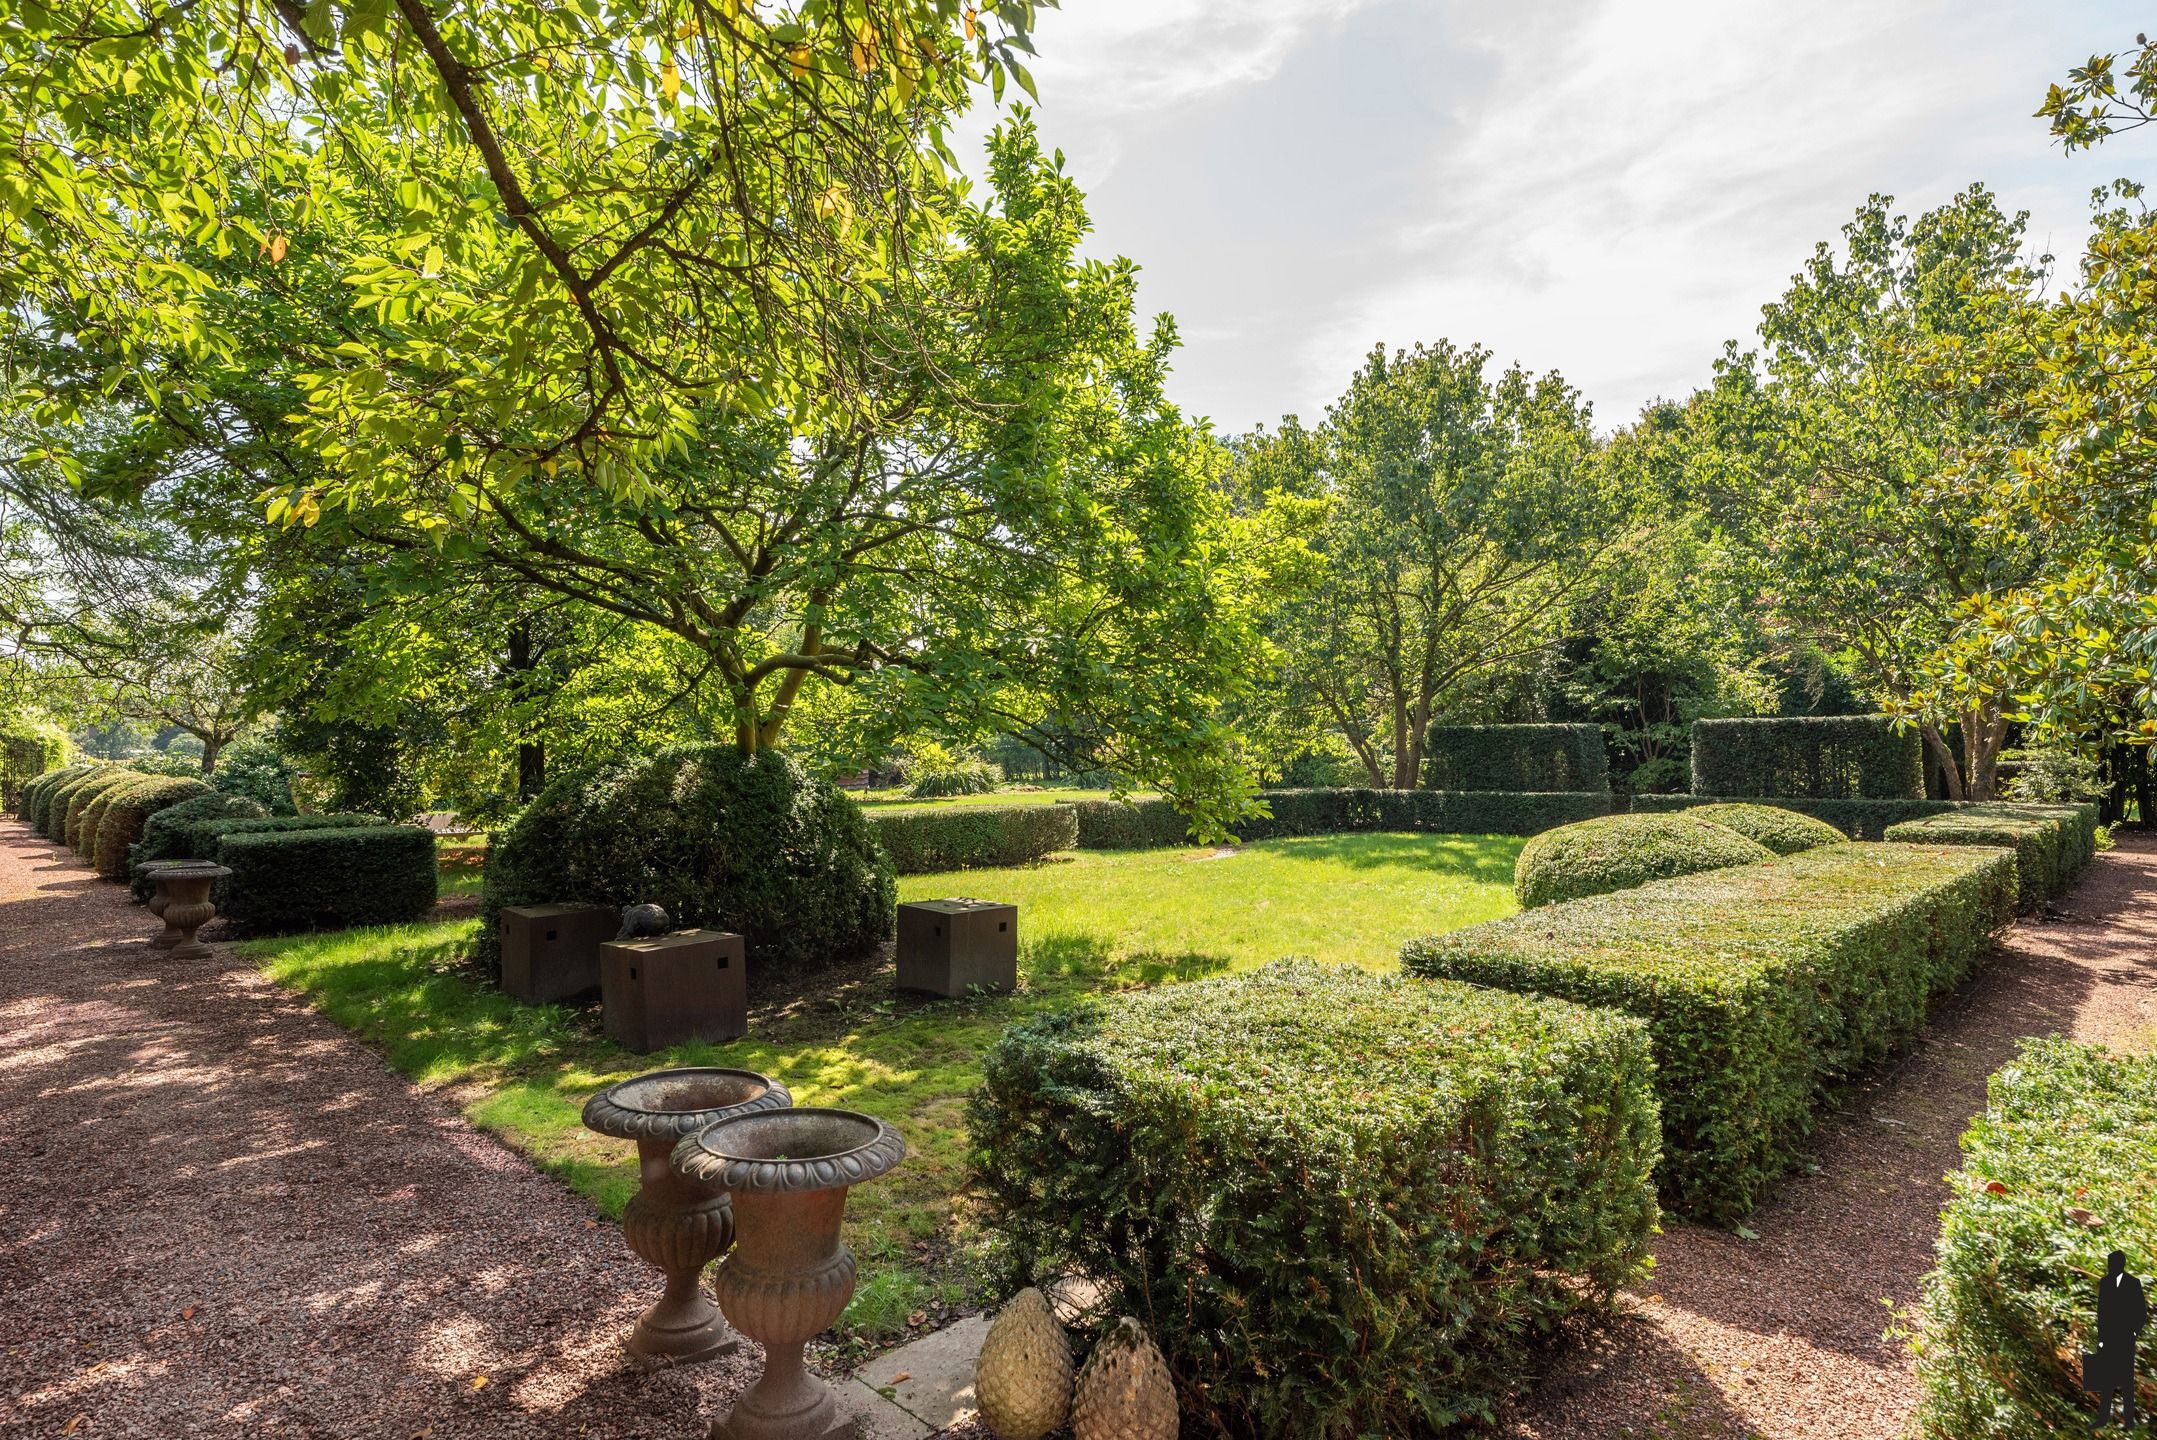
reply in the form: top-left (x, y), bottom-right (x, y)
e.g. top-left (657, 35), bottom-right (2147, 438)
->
top-left (0, 821), bottom-right (759, 1437)
top-left (1504, 832), bottom-right (2157, 1440)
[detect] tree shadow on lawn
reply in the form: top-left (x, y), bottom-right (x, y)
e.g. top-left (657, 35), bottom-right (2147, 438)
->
top-left (1266, 831), bottom-right (1523, 883)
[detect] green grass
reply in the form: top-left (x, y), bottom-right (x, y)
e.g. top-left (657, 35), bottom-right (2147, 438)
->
top-left (238, 832), bottom-right (1520, 1346)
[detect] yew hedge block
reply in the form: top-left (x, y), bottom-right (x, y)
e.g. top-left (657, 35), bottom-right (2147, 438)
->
top-left (1404, 842), bottom-right (2017, 1222)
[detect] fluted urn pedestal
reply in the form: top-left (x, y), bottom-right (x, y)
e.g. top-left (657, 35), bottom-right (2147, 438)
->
top-left (581, 1068), bottom-right (792, 1363)
top-left (151, 863), bottom-right (229, 958)
top-left (674, 1108), bottom-right (907, 1440)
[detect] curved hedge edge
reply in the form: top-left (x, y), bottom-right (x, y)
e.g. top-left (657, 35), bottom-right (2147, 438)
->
top-left (91, 774), bottom-right (212, 880)
top-left (1512, 813), bottom-right (1774, 907)
top-left (1690, 715), bottom-right (1923, 800)
top-left (1687, 802), bottom-right (1848, 856)
top-left (869, 804), bottom-right (1080, 874)
top-left (1060, 789), bottom-right (1614, 850)
top-left (1917, 1039), bottom-right (2157, 1438)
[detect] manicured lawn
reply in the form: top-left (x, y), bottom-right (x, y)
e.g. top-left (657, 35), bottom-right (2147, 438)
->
top-left (238, 832), bottom-right (1520, 1347)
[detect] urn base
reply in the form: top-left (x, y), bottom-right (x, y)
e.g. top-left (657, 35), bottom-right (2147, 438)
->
top-left (709, 1386), bottom-right (852, 1440)
top-left (628, 1306), bottom-right (740, 1363)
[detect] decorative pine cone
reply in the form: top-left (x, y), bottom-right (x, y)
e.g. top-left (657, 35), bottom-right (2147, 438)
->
top-left (974, 1287), bottom-right (1073, 1440)
top-left (1071, 1316), bottom-right (1177, 1440)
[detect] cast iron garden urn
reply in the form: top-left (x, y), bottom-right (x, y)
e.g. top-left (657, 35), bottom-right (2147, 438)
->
top-left (581, 1067), bottom-right (792, 1362)
top-left (151, 862), bottom-right (229, 958)
top-left (673, 1107), bottom-right (907, 1440)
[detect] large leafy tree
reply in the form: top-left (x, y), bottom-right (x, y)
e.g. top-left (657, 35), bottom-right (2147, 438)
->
top-left (1697, 187), bottom-right (2049, 799)
top-left (6, 5), bottom-right (1287, 827)
top-left (1238, 341), bottom-right (1631, 789)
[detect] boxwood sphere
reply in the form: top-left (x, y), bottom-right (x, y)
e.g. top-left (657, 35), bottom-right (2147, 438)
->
top-left (481, 745), bottom-right (896, 976)
top-left (1514, 812), bottom-right (1774, 908)
top-left (1688, 802), bottom-right (1847, 855)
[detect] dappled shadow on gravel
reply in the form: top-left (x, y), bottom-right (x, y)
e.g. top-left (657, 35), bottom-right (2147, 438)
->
top-left (1501, 833), bottom-right (2157, 1439)
top-left (0, 822), bottom-right (767, 1437)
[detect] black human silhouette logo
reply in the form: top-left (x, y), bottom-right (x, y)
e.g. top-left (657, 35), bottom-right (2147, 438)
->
top-left (2086, 1250), bottom-right (2147, 1429)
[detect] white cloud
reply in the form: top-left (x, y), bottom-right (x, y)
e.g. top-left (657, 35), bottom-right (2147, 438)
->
top-left (964, 0), bottom-right (2146, 433)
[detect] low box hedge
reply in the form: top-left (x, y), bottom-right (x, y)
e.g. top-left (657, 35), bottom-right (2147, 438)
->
top-left (1404, 842), bottom-right (2018, 1222)
top-left (133, 810), bottom-right (379, 901)
top-left (1686, 801), bottom-right (1847, 855)
top-left (868, 804), bottom-right (1079, 874)
top-left (1424, 722), bottom-right (1610, 793)
top-left (969, 959), bottom-right (1660, 1436)
top-left (1512, 812), bottom-right (1773, 907)
top-left (1883, 803), bottom-right (2100, 912)
top-left (1691, 714), bottom-right (1924, 800)
top-left (1060, 796), bottom-right (1193, 849)
top-left (90, 774), bottom-right (211, 880)
top-left (1918, 1039), bottom-right (2157, 1439)
top-left (1062, 789), bottom-right (1613, 850)
top-left (214, 825), bottom-right (439, 933)
top-left (1631, 791), bottom-right (1960, 840)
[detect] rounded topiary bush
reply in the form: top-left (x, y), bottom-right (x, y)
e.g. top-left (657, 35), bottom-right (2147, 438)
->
top-left (481, 744), bottom-right (896, 978)
top-left (65, 768), bottom-right (144, 853)
top-left (1688, 802), bottom-right (1845, 856)
top-left (38, 765), bottom-right (108, 840)
top-left (92, 774), bottom-right (214, 880)
top-left (1514, 812), bottom-right (1774, 908)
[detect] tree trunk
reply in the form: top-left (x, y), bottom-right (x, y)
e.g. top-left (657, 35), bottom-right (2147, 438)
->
top-left (199, 734), bottom-right (223, 774)
top-left (1962, 705), bottom-right (2008, 802)
top-left (1920, 721), bottom-right (1965, 801)
top-left (517, 740), bottom-right (545, 799)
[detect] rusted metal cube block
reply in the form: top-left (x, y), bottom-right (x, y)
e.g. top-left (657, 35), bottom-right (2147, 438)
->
top-left (896, 899), bottom-right (1018, 998)
top-left (601, 930), bottom-right (748, 1052)
top-left (500, 903), bottom-right (617, 1004)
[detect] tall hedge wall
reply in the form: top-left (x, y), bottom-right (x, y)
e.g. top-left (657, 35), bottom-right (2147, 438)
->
top-left (970, 960), bottom-right (1660, 1436)
top-left (1882, 803), bottom-right (2100, 912)
top-left (1404, 842), bottom-right (2017, 1222)
top-left (1919, 1039), bottom-right (2157, 1438)
top-left (868, 804), bottom-right (1078, 875)
top-left (1060, 788), bottom-right (1613, 850)
top-left (1690, 715), bottom-right (1924, 800)
top-left (1424, 723), bottom-right (1610, 793)
top-left (215, 825), bottom-right (439, 933)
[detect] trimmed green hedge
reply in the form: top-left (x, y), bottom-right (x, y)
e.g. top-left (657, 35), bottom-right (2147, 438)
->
top-left (1061, 789), bottom-right (1614, 850)
top-left (1404, 843), bottom-right (2018, 1222)
top-left (1918, 1039), bottom-right (2157, 1438)
top-left (1425, 723), bottom-right (1610, 793)
top-left (90, 774), bottom-right (211, 880)
top-left (1691, 715), bottom-right (1924, 799)
top-left (1632, 791), bottom-right (1960, 840)
top-left (64, 768), bottom-right (146, 852)
top-left (1060, 796), bottom-right (1192, 849)
top-left (868, 804), bottom-right (1079, 875)
top-left (1513, 813), bottom-right (1772, 908)
top-left (969, 960), bottom-right (1660, 1436)
top-left (481, 745), bottom-right (894, 977)
top-left (132, 809), bottom-right (377, 900)
top-left (22, 763), bottom-right (88, 833)
top-left (215, 825), bottom-right (439, 933)
top-left (1883, 803), bottom-right (2101, 912)
top-left (1686, 801), bottom-right (1848, 854)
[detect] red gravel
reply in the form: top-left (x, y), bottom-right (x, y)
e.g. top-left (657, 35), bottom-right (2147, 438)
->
top-left (0, 821), bottom-right (761, 1437)
top-left (1503, 832), bottom-right (2157, 1439)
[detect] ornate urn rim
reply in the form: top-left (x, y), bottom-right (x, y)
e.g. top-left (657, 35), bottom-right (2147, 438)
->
top-left (672, 1107), bottom-right (905, 1193)
top-left (581, 1066), bottom-right (791, 1143)
top-left (158, 861), bottom-right (231, 879)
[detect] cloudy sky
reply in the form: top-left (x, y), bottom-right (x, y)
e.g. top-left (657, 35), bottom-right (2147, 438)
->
top-left (954, 0), bottom-right (2148, 436)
